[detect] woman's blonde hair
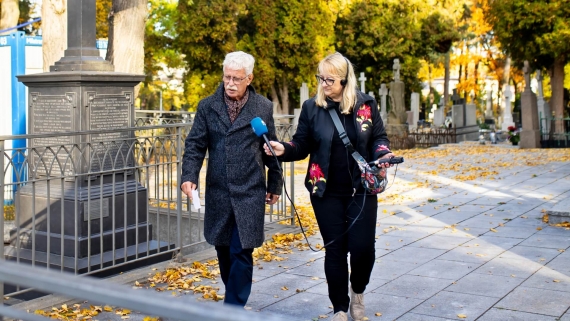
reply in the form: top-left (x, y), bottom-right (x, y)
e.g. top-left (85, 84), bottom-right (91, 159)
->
top-left (315, 52), bottom-right (358, 114)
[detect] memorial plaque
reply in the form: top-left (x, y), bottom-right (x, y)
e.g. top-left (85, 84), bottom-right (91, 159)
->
top-left (30, 92), bottom-right (76, 177)
top-left (87, 91), bottom-right (134, 173)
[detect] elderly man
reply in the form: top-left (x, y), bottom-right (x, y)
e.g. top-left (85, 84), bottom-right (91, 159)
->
top-left (181, 51), bottom-right (282, 306)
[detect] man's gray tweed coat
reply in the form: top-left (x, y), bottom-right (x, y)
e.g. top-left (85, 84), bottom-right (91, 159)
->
top-left (181, 84), bottom-right (282, 249)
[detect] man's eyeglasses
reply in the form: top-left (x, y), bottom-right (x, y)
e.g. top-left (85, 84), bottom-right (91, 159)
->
top-left (223, 75), bottom-right (248, 84)
top-left (315, 75), bottom-right (336, 86)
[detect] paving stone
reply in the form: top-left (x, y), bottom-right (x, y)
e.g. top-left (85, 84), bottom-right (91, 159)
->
top-left (482, 225), bottom-right (537, 239)
top-left (474, 257), bottom-right (543, 278)
top-left (407, 259), bottom-right (481, 280)
top-left (409, 290), bottom-right (499, 320)
top-left (259, 292), bottom-right (332, 321)
top-left (478, 308), bottom-right (559, 321)
top-left (285, 260), bottom-right (326, 279)
top-left (247, 292), bottom-right (288, 311)
top-left (395, 313), bottom-right (455, 321)
top-left (496, 286), bottom-right (570, 316)
top-left (370, 259), bottom-right (426, 280)
top-left (535, 226), bottom-right (570, 236)
top-left (352, 293), bottom-right (423, 320)
top-left (304, 276), bottom-right (387, 296)
top-left (374, 234), bottom-right (409, 251)
top-left (252, 272), bottom-right (325, 296)
top-left (410, 233), bottom-right (473, 250)
top-left (462, 235), bottom-right (522, 249)
top-left (426, 210), bottom-right (482, 226)
top-left (446, 273), bottom-right (524, 298)
top-left (545, 251), bottom-right (570, 273)
top-left (495, 245), bottom-right (561, 265)
top-left (254, 259), bottom-right (308, 278)
top-left (373, 275), bottom-right (453, 299)
top-left (380, 247), bottom-right (446, 265)
top-left (457, 214), bottom-right (509, 229)
top-left (503, 216), bottom-right (548, 228)
top-left (437, 245), bottom-right (503, 264)
top-left (520, 267), bottom-right (570, 292)
top-left (517, 234), bottom-right (570, 249)
top-left (387, 225), bottom-right (442, 238)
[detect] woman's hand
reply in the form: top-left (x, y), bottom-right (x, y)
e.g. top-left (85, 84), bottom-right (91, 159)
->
top-left (377, 153), bottom-right (396, 168)
top-left (264, 141), bottom-right (285, 156)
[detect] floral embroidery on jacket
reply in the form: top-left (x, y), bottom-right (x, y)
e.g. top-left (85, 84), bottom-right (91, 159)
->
top-left (308, 163), bottom-right (326, 194)
top-left (356, 104), bottom-right (372, 132)
top-left (376, 145), bottom-right (391, 152)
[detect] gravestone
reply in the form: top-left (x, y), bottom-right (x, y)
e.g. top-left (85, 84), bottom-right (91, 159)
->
top-left (409, 93), bottom-right (420, 131)
top-left (294, 82), bottom-right (309, 126)
top-left (13, 0), bottom-right (169, 273)
top-left (367, 91), bottom-right (375, 99)
top-left (433, 97), bottom-right (445, 127)
top-left (536, 70), bottom-right (551, 132)
top-left (378, 84), bottom-right (388, 123)
top-left (358, 72), bottom-right (366, 93)
top-left (451, 88), bottom-right (479, 141)
top-left (519, 61), bottom-right (540, 149)
top-left (485, 90), bottom-right (493, 119)
top-left (501, 85), bottom-right (515, 131)
top-left (387, 59), bottom-right (407, 136)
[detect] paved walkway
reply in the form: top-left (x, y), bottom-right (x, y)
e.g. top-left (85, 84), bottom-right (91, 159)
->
top-left (18, 142), bottom-right (570, 321)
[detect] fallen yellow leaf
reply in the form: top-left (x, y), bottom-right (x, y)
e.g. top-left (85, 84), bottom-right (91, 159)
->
top-left (490, 228), bottom-right (498, 232)
top-left (458, 314), bottom-right (467, 318)
top-left (375, 312), bottom-right (382, 316)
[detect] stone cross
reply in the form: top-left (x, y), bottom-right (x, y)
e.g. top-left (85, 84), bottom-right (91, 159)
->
top-left (50, 0), bottom-right (113, 71)
top-left (451, 88), bottom-right (463, 105)
top-left (501, 85), bottom-right (515, 131)
top-left (368, 91), bottom-right (375, 99)
top-left (358, 72), bottom-right (366, 93)
top-left (393, 59), bottom-right (401, 82)
top-left (379, 84), bottom-right (388, 123)
top-left (523, 61), bottom-right (532, 92)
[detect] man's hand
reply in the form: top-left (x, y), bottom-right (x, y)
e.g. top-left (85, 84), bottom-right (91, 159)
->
top-left (265, 192), bottom-right (280, 205)
top-left (181, 181), bottom-right (197, 199)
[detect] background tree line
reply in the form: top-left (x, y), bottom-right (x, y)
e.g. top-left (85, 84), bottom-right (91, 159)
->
top-left (1, 0), bottom-right (570, 126)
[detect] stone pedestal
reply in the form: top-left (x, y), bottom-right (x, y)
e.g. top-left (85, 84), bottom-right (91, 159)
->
top-left (13, 72), bottom-right (170, 273)
top-left (520, 90), bottom-right (541, 149)
top-left (433, 108), bottom-right (444, 127)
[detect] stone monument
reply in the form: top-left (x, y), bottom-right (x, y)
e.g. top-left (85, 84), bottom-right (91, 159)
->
top-left (358, 72), bottom-right (366, 93)
top-left (451, 89), bottom-right (479, 141)
top-left (409, 93), bottom-right (420, 131)
top-left (536, 70), bottom-right (551, 132)
top-left (502, 85), bottom-right (515, 131)
top-left (520, 61), bottom-right (541, 148)
top-left (387, 59), bottom-right (407, 136)
top-left (485, 90), bottom-right (493, 119)
top-left (378, 84), bottom-right (388, 123)
top-left (13, 0), bottom-right (169, 273)
top-left (433, 97), bottom-right (445, 127)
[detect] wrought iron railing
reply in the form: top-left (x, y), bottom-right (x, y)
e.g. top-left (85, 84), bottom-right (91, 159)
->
top-left (0, 122), bottom-right (296, 298)
top-left (540, 115), bottom-right (570, 148)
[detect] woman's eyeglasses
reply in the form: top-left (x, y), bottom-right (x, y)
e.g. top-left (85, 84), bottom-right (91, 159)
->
top-left (315, 75), bottom-right (336, 86)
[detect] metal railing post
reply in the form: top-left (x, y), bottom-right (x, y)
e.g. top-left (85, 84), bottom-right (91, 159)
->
top-left (176, 126), bottom-right (183, 261)
top-left (0, 140), bottom-right (5, 315)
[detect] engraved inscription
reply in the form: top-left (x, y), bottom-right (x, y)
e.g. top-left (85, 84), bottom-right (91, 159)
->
top-left (83, 198), bottom-right (110, 221)
top-left (88, 92), bottom-right (134, 172)
top-left (30, 93), bottom-right (75, 177)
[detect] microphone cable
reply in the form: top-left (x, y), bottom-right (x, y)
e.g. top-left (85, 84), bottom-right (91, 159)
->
top-left (267, 147), bottom-right (400, 253)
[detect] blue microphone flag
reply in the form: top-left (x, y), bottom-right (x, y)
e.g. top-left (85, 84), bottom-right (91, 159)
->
top-left (250, 117), bottom-right (268, 137)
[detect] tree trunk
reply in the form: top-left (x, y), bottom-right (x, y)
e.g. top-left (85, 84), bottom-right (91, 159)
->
top-left (443, 52), bottom-right (450, 110)
top-left (549, 56), bottom-right (566, 134)
top-left (278, 75), bottom-right (289, 115)
top-left (41, 0), bottom-right (67, 71)
top-left (270, 84), bottom-right (281, 114)
top-left (0, 0), bottom-right (19, 35)
top-left (503, 56), bottom-right (511, 86)
top-left (106, 0), bottom-right (146, 97)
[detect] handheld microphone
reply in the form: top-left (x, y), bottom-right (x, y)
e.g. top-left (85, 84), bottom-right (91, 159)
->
top-left (250, 117), bottom-right (276, 157)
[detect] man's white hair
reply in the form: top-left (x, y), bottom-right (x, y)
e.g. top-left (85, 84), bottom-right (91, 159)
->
top-left (223, 51), bottom-right (255, 75)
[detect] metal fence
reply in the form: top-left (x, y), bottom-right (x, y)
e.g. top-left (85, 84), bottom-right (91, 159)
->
top-left (540, 115), bottom-right (570, 148)
top-left (0, 121), bottom-right (296, 298)
top-left (409, 127), bottom-right (457, 148)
